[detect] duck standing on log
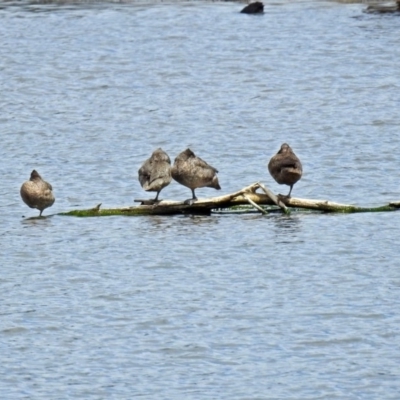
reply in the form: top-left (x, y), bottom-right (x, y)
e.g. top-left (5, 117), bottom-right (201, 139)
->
top-left (138, 148), bottom-right (172, 202)
top-left (20, 170), bottom-right (55, 217)
top-left (268, 143), bottom-right (302, 197)
top-left (241, 1), bottom-right (264, 14)
top-left (171, 148), bottom-right (221, 204)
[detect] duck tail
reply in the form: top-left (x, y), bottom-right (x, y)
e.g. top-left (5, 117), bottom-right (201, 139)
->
top-left (210, 176), bottom-right (221, 190)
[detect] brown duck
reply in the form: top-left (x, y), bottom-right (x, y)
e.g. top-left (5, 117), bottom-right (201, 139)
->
top-left (268, 143), bottom-right (302, 197)
top-left (138, 148), bottom-right (172, 202)
top-left (171, 148), bottom-right (221, 204)
top-left (20, 170), bottom-right (55, 216)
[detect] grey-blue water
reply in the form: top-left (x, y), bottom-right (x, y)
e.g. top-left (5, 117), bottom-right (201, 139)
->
top-left (1, 0), bottom-right (400, 398)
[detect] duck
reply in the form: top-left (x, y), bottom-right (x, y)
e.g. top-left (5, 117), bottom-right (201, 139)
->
top-left (171, 148), bottom-right (221, 204)
top-left (20, 170), bottom-right (55, 217)
top-left (268, 143), bottom-right (302, 197)
top-left (241, 1), bottom-right (264, 14)
top-left (138, 148), bottom-right (172, 202)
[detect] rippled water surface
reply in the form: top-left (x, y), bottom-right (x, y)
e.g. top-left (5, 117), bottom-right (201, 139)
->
top-left (1, 0), bottom-right (400, 398)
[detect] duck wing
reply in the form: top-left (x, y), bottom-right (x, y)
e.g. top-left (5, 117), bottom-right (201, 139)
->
top-left (191, 156), bottom-right (219, 174)
top-left (139, 160), bottom-right (171, 189)
top-left (138, 161), bottom-right (152, 187)
top-left (279, 160), bottom-right (301, 171)
top-left (150, 162), bottom-right (171, 182)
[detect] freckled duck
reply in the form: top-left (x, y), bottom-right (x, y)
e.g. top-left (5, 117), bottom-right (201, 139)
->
top-left (20, 170), bottom-right (55, 217)
top-left (268, 143), bottom-right (302, 197)
top-left (138, 148), bottom-right (172, 202)
top-left (171, 148), bottom-right (221, 204)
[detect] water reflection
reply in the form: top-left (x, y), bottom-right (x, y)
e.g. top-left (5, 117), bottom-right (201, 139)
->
top-left (173, 214), bottom-right (220, 233)
top-left (136, 214), bottom-right (220, 236)
top-left (272, 214), bottom-right (303, 243)
top-left (0, 0), bottom-right (194, 10)
top-left (21, 215), bottom-right (55, 225)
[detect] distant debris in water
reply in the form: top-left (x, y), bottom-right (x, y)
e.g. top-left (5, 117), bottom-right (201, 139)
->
top-left (364, 0), bottom-right (400, 13)
top-left (240, 1), bottom-right (264, 14)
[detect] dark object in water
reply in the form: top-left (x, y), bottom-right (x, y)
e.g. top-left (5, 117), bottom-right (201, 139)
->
top-left (241, 1), bottom-right (264, 14)
top-left (365, 0), bottom-right (400, 13)
top-left (268, 143), bottom-right (302, 197)
top-left (138, 148), bottom-right (172, 202)
top-left (20, 170), bottom-right (55, 217)
top-left (171, 148), bottom-right (221, 204)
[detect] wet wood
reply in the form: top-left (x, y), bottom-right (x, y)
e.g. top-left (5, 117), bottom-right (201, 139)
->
top-left (257, 182), bottom-right (288, 213)
top-left (243, 194), bottom-right (268, 215)
top-left (57, 182), bottom-right (400, 217)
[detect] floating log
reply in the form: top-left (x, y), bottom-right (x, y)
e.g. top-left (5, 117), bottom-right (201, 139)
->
top-left (57, 183), bottom-right (400, 217)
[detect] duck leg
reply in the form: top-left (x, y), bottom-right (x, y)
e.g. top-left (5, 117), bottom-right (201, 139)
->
top-left (287, 185), bottom-right (293, 197)
top-left (184, 189), bottom-right (198, 205)
top-left (154, 190), bottom-right (161, 202)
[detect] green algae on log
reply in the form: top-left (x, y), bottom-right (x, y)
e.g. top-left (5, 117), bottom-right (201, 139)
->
top-left (57, 183), bottom-right (400, 217)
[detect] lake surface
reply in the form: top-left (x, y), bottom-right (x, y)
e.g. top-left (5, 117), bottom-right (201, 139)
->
top-left (1, 0), bottom-right (400, 398)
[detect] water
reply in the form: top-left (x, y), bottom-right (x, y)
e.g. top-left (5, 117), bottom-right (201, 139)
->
top-left (1, 0), bottom-right (400, 398)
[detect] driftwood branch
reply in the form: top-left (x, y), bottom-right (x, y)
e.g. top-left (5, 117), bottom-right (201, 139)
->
top-left (243, 194), bottom-right (268, 215)
top-left (58, 182), bottom-right (400, 217)
top-left (257, 182), bottom-right (289, 213)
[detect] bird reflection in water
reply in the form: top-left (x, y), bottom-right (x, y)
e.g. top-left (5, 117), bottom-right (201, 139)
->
top-left (143, 214), bottom-right (219, 235)
top-left (272, 214), bottom-right (303, 244)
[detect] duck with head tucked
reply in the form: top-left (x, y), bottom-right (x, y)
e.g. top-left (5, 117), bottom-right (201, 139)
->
top-left (138, 148), bottom-right (172, 202)
top-left (171, 148), bottom-right (221, 204)
top-left (268, 143), bottom-right (302, 197)
top-left (20, 170), bottom-right (55, 217)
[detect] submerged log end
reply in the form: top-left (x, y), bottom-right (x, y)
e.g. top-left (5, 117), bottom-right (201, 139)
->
top-left (92, 203), bottom-right (102, 212)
